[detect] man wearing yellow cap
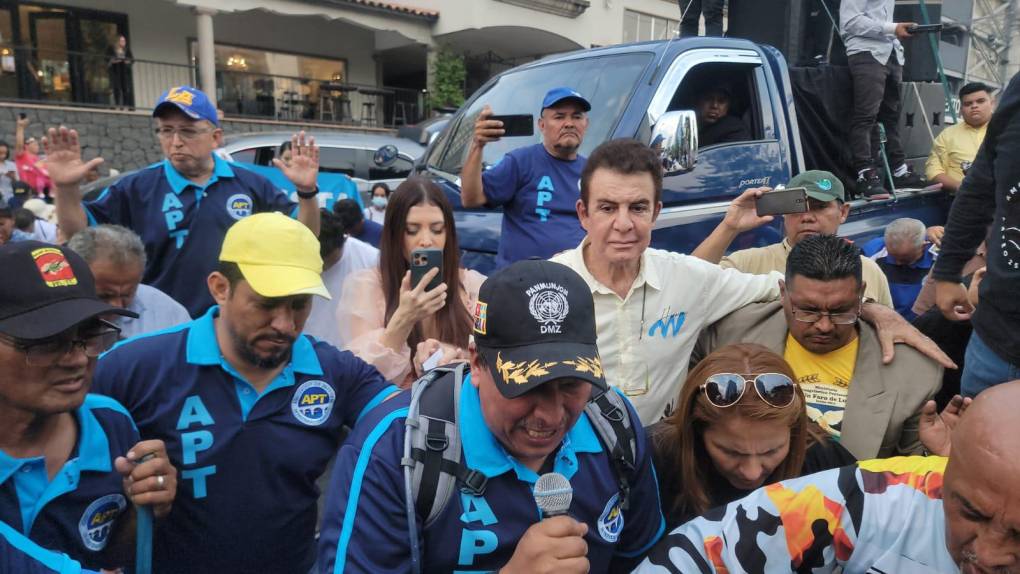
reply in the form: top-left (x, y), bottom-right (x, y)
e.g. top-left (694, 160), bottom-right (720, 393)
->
top-left (90, 213), bottom-right (398, 574)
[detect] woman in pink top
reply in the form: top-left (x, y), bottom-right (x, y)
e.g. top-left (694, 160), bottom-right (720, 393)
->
top-left (14, 116), bottom-right (50, 197)
top-left (338, 176), bottom-right (484, 386)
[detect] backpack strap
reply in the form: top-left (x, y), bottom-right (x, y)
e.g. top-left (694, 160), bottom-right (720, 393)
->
top-left (401, 362), bottom-right (485, 529)
top-left (585, 389), bottom-right (638, 510)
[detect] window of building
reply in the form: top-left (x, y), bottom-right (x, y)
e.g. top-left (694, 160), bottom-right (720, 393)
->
top-left (190, 41), bottom-right (346, 119)
top-left (623, 9), bottom-right (679, 44)
top-left (0, 3), bottom-right (128, 105)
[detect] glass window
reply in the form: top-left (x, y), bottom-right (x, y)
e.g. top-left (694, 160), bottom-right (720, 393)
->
top-left (430, 52), bottom-right (653, 174)
top-left (368, 155), bottom-right (413, 180)
top-left (318, 147), bottom-right (359, 177)
top-left (623, 9), bottom-right (680, 43)
top-left (192, 41), bottom-right (346, 118)
top-left (229, 147), bottom-right (258, 165)
top-left (623, 10), bottom-right (639, 44)
top-left (0, 10), bottom-right (16, 99)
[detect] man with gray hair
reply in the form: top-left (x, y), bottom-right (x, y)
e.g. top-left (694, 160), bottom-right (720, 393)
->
top-left (862, 217), bottom-right (937, 320)
top-left (67, 225), bottom-right (190, 339)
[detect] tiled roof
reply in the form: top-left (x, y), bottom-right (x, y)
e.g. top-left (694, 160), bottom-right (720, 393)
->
top-left (330, 0), bottom-right (439, 20)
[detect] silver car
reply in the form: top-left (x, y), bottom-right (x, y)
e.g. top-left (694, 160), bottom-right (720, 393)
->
top-left (221, 131), bottom-right (425, 197)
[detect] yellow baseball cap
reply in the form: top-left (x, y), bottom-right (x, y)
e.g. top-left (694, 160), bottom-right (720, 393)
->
top-left (219, 213), bottom-right (330, 299)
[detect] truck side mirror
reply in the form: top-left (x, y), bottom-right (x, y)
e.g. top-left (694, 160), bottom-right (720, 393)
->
top-left (650, 110), bottom-right (698, 176)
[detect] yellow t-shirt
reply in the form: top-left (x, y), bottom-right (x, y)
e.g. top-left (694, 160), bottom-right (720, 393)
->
top-left (924, 120), bottom-right (987, 185)
top-left (783, 333), bottom-right (859, 440)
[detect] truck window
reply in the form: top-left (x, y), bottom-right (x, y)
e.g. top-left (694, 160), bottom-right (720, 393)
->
top-left (430, 52), bottom-right (654, 175)
top-left (667, 62), bottom-right (764, 149)
top-left (318, 147), bottom-right (359, 177)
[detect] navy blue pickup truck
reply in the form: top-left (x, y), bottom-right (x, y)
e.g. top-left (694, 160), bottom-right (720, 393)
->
top-left (420, 36), bottom-right (950, 273)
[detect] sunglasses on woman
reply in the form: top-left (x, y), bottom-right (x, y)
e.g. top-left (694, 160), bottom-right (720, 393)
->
top-left (700, 373), bottom-right (796, 409)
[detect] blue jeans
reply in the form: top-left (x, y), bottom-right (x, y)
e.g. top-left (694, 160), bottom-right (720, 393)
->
top-left (961, 331), bottom-right (1020, 397)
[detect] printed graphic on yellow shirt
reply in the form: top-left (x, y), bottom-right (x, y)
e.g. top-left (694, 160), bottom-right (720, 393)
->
top-left (784, 334), bottom-right (859, 439)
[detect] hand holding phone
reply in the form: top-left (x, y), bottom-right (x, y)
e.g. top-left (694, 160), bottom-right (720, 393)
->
top-left (755, 187), bottom-right (809, 217)
top-left (411, 248), bottom-right (444, 291)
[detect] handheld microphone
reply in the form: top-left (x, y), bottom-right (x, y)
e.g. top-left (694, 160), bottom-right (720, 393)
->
top-left (533, 472), bottom-right (573, 517)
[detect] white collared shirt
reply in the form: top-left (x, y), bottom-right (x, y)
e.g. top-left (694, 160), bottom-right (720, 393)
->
top-left (551, 240), bottom-right (782, 423)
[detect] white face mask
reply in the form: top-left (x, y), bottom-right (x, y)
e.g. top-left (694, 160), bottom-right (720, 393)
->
top-left (372, 196), bottom-right (388, 209)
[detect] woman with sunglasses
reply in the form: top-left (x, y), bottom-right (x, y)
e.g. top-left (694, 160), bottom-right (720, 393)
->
top-left (650, 343), bottom-right (855, 529)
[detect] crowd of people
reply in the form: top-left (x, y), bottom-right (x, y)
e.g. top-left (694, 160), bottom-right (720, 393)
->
top-left (1, 2), bottom-right (1019, 572)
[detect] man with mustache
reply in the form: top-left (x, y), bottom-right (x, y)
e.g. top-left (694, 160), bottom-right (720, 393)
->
top-left (90, 213), bottom-right (398, 573)
top-left (693, 170), bottom-right (894, 306)
top-left (693, 234), bottom-right (941, 460)
top-left (461, 87), bottom-right (591, 268)
top-left (0, 241), bottom-right (175, 571)
top-left (634, 379), bottom-right (1020, 574)
top-left (317, 260), bottom-right (665, 573)
top-left (48, 85), bottom-right (322, 317)
top-left (695, 84), bottom-right (751, 148)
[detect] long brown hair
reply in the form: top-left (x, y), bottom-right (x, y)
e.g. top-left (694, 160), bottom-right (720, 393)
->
top-left (379, 176), bottom-right (472, 352)
top-left (652, 343), bottom-right (825, 519)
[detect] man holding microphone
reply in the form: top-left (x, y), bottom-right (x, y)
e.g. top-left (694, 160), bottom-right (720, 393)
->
top-left (317, 260), bottom-right (664, 573)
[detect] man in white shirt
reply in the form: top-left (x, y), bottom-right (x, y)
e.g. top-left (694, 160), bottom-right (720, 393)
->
top-left (66, 225), bottom-right (190, 340)
top-left (551, 140), bottom-right (953, 423)
top-left (304, 209), bottom-right (378, 348)
top-left (21, 198), bottom-right (58, 243)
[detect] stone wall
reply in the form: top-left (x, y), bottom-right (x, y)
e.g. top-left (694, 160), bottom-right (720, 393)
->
top-left (0, 103), bottom-right (390, 174)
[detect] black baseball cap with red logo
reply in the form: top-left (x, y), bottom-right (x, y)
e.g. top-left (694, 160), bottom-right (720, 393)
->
top-left (0, 241), bottom-right (137, 340)
top-left (472, 259), bottom-right (608, 399)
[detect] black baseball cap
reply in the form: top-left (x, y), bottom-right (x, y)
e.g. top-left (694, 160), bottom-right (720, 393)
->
top-left (0, 241), bottom-right (137, 340)
top-left (472, 260), bottom-right (607, 399)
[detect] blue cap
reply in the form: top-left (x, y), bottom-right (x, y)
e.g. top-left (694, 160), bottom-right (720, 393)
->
top-left (153, 86), bottom-right (219, 125)
top-left (541, 87), bottom-right (591, 112)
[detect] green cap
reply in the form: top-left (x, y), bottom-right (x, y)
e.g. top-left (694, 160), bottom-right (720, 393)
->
top-left (788, 170), bottom-right (844, 202)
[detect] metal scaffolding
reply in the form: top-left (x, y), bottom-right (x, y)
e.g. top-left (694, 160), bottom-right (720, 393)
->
top-left (966, 0), bottom-right (1017, 86)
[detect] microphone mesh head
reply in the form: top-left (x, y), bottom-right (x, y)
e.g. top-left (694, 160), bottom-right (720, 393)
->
top-left (534, 472), bottom-right (573, 516)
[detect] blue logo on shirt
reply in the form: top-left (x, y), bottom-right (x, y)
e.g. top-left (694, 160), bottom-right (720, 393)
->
top-left (291, 380), bottom-right (335, 426)
top-left (78, 494), bottom-right (127, 551)
top-left (597, 492), bottom-right (624, 543)
top-left (226, 193), bottom-right (253, 220)
top-left (647, 311), bottom-right (686, 339)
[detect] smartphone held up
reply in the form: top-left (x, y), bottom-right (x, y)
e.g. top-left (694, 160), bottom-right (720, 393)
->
top-left (411, 248), bottom-right (444, 291)
top-left (755, 187), bottom-right (809, 217)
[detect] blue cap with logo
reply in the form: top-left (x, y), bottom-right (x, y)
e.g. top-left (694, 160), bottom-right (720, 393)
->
top-left (541, 87), bottom-right (591, 112)
top-left (153, 86), bottom-right (219, 125)
top-left (787, 170), bottom-right (845, 202)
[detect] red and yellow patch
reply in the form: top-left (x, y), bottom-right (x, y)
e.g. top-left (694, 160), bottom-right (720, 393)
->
top-left (32, 247), bottom-right (77, 287)
top-left (858, 456), bottom-right (946, 500)
top-left (704, 536), bottom-right (730, 574)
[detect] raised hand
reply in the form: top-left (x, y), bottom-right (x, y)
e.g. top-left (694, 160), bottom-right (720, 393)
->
top-left (473, 105), bottom-right (505, 147)
top-left (722, 187), bottom-right (774, 232)
top-left (42, 126), bottom-right (105, 189)
top-left (918, 395), bottom-right (971, 457)
top-left (272, 130), bottom-right (319, 193)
